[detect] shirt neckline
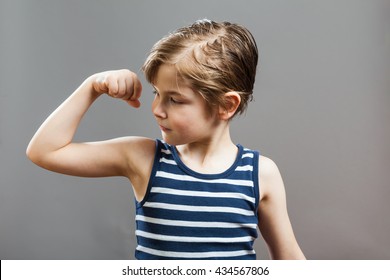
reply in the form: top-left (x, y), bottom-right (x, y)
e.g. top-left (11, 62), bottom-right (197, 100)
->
top-left (169, 143), bottom-right (244, 180)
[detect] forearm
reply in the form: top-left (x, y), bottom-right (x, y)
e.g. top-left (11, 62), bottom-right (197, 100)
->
top-left (268, 240), bottom-right (306, 260)
top-left (26, 75), bottom-right (101, 164)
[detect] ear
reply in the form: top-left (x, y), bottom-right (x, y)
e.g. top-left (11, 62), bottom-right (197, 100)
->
top-left (218, 92), bottom-right (241, 120)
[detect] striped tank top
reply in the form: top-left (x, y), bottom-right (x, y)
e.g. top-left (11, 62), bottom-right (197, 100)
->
top-left (135, 139), bottom-right (260, 260)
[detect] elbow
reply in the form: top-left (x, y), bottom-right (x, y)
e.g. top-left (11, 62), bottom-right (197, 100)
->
top-left (26, 142), bottom-right (44, 166)
top-left (26, 142), bottom-right (61, 171)
top-left (26, 143), bottom-right (38, 164)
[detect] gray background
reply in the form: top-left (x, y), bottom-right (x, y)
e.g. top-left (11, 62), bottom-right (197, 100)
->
top-left (1, 0), bottom-right (389, 260)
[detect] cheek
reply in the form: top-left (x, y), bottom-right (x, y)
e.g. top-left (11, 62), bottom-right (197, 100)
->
top-left (168, 113), bottom-right (197, 136)
top-left (172, 114), bottom-right (192, 129)
top-left (174, 115), bottom-right (209, 136)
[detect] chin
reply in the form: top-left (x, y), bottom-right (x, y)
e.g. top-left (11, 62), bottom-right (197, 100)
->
top-left (162, 138), bottom-right (181, 146)
top-left (162, 135), bottom-right (187, 146)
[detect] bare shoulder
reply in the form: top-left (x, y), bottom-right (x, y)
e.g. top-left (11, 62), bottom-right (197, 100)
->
top-left (118, 136), bottom-right (156, 176)
top-left (258, 155), bottom-right (285, 201)
top-left (259, 156), bottom-right (280, 178)
top-left (119, 136), bottom-right (156, 153)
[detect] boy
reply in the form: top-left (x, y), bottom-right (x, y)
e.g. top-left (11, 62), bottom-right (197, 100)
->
top-left (27, 19), bottom-right (305, 260)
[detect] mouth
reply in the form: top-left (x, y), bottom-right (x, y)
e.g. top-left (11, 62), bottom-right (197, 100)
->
top-left (159, 124), bottom-right (170, 132)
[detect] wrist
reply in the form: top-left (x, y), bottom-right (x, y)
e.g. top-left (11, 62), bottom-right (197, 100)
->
top-left (85, 74), bottom-right (104, 98)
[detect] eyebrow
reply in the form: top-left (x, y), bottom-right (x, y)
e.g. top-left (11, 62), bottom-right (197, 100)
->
top-left (152, 86), bottom-right (183, 96)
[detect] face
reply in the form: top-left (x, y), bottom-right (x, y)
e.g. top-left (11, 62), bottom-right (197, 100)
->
top-left (151, 64), bottom-right (219, 146)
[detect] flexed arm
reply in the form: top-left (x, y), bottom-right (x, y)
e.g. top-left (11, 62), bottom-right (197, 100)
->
top-left (26, 70), bottom-right (146, 178)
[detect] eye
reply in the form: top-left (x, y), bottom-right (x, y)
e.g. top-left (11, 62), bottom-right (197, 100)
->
top-left (170, 98), bottom-right (183, 104)
top-left (152, 90), bottom-right (159, 96)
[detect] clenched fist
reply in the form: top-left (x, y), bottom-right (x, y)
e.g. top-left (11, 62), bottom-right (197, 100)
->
top-left (91, 69), bottom-right (142, 108)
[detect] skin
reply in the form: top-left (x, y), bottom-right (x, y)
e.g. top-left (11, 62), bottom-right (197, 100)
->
top-left (26, 64), bottom-right (305, 260)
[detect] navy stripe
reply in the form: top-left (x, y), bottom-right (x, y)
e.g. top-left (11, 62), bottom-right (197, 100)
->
top-left (135, 250), bottom-right (256, 260)
top-left (139, 206), bottom-right (258, 224)
top-left (137, 221), bottom-right (258, 238)
top-left (136, 236), bottom-right (255, 253)
top-left (150, 179), bottom-right (256, 198)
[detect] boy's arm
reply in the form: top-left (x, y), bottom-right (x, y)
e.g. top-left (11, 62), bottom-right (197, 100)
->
top-left (26, 70), bottom-right (154, 198)
top-left (257, 156), bottom-right (306, 260)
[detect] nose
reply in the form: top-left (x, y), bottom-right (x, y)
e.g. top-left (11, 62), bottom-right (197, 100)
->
top-left (152, 97), bottom-right (167, 119)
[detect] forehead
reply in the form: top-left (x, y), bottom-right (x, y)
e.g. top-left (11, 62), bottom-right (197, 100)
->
top-left (153, 64), bottom-right (191, 92)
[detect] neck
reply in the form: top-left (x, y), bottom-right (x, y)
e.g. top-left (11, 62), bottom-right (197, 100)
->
top-left (175, 123), bottom-right (238, 174)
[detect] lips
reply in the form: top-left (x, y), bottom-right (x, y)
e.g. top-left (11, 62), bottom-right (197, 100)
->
top-left (159, 124), bottom-right (170, 132)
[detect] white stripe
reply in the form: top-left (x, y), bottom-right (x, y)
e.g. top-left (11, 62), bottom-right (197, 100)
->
top-left (235, 165), bottom-right (253, 171)
top-left (136, 215), bottom-right (257, 229)
top-left (143, 202), bottom-right (254, 216)
top-left (156, 171), bottom-right (254, 187)
top-left (136, 230), bottom-right (255, 243)
top-left (160, 157), bottom-right (177, 165)
top-left (161, 149), bottom-right (171, 155)
top-left (242, 153), bottom-right (254, 158)
top-left (136, 245), bottom-right (255, 259)
top-left (151, 187), bottom-right (255, 203)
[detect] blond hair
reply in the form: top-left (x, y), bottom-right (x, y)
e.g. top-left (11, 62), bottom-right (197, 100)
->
top-left (142, 19), bottom-right (258, 116)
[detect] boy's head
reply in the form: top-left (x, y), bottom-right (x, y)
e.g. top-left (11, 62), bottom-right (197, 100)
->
top-left (142, 19), bottom-right (258, 117)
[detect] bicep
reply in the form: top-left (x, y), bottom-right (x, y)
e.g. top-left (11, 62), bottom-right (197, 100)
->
top-left (258, 156), bottom-right (305, 259)
top-left (35, 136), bottom-right (155, 178)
